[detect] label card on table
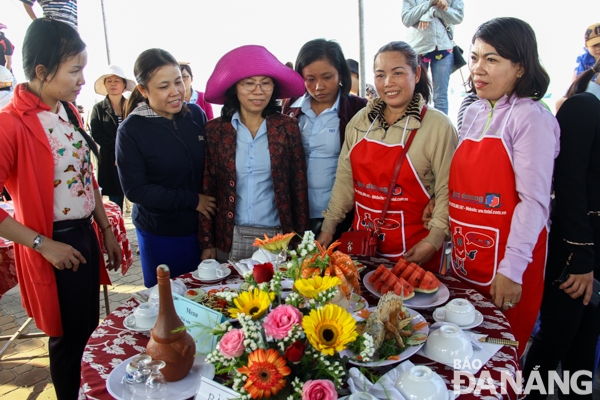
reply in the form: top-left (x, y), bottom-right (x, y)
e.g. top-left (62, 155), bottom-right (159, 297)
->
top-left (196, 377), bottom-right (239, 399)
top-left (172, 293), bottom-right (225, 354)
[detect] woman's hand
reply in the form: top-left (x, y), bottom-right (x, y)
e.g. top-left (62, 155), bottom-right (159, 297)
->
top-left (103, 230), bottom-right (122, 272)
top-left (418, 21), bottom-right (430, 30)
top-left (435, 0), bottom-right (449, 10)
top-left (201, 248), bottom-right (216, 261)
top-left (197, 194), bottom-right (216, 220)
top-left (560, 271), bottom-right (594, 305)
top-left (38, 238), bottom-right (87, 272)
top-left (317, 232), bottom-right (334, 248)
top-left (490, 273), bottom-right (522, 310)
top-left (404, 241), bottom-right (436, 264)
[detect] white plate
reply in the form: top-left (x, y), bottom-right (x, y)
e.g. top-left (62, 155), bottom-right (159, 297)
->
top-left (123, 316), bottom-right (155, 333)
top-left (363, 270), bottom-right (450, 310)
top-left (191, 267), bottom-right (232, 283)
top-left (342, 307), bottom-right (428, 367)
top-left (432, 309), bottom-right (484, 330)
top-left (106, 354), bottom-right (215, 400)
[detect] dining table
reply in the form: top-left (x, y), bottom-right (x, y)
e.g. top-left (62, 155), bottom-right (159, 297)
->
top-left (79, 257), bottom-right (521, 400)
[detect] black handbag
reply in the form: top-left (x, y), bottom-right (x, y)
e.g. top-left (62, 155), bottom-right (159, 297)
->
top-left (438, 18), bottom-right (467, 73)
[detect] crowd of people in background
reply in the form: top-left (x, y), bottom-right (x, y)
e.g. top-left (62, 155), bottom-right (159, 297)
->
top-left (0, 2), bottom-right (600, 399)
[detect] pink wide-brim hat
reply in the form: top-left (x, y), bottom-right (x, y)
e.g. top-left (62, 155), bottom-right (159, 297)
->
top-left (205, 45), bottom-right (305, 105)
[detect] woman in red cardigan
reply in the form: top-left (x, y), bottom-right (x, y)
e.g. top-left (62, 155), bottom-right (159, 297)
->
top-left (0, 19), bottom-right (121, 400)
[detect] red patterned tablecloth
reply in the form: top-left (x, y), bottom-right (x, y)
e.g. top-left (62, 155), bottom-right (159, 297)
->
top-left (0, 200), bottom-right (133, 297)
top-left (80, 258), bottom-right (520, 400)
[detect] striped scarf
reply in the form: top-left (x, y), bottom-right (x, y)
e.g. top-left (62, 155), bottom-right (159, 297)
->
top-left (368, 94), bottom-right (422, 130)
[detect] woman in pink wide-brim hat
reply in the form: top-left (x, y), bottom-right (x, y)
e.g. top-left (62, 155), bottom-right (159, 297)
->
top-left (200, 45), bottom-right (309, 262)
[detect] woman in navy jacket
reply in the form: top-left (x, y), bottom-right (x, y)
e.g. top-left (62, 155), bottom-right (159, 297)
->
top-left (116, 48), bottom-right (215, 287)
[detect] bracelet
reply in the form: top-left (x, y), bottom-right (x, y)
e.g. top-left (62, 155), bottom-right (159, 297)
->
top-left (100, 224), bottom-right (112, 234)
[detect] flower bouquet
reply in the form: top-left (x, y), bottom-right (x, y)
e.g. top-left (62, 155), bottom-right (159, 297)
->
top-left (205, 263), bottom-right (375, 399)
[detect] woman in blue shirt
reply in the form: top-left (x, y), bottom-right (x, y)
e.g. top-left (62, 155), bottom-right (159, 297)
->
top-left (283, 39), bottom-right (367, 238)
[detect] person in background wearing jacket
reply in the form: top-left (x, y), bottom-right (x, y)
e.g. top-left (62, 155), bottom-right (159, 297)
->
top-left (0, 19), bottom-right (121, 399)
top-left (402, 0), bottom-right (464, 115)
top-left (524, 60), bottom-right (600, 399)
top-left (201, 45), bottom-right (309, 261)
top-left (448, 17), bottom-right (560, 358)
top-left (116, 48), bottom-right (216, 287)
top-left (180, 62), bottom-right (214, 120)
top-left (90, 65), bottom-right (136, 210)
top-left (318, 41), bottom-right (457, 271)
top-left (282, 39), bottom-right (367, 238)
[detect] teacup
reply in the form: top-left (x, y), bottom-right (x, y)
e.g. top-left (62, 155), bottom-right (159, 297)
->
top-left (435, 298), bottom-right (476, 326)
top-left (129, 302), bottom-right (159, 329)
top-left (197, 259), bottom-right (228, 280)
top-left (394, 365), bottom-right (448, 400)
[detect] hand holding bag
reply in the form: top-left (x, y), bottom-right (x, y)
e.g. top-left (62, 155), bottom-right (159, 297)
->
top-left (337, 106), bottom-right (427, 256)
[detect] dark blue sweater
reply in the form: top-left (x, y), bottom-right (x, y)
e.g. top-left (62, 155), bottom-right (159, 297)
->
top-left (116, 104), bottom-right (206, 236)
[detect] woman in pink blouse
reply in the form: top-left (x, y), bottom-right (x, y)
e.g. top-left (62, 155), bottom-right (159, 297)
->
top-left (0, 19), bottom-right (121, 399)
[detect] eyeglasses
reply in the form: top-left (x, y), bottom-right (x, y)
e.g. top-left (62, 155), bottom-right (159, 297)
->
top-left (239, 81), bottom-right (274, 92)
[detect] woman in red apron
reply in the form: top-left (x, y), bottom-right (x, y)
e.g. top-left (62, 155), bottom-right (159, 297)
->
top-left (448, 18), bottom-right (560, 357)
top-left (318, 41), bottom-right (457, 272)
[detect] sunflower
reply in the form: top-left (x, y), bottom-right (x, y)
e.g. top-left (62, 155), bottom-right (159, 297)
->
top-left (253, 232), bottom-right (295, 252)
top-left (302, 303), bottom-right (357, 355)
top-left (229, 288), bottom-right (274, 320)
top-left (238, 348), bottom-right (291, 399)
top-left (294, 276), bottom-right (341, 299)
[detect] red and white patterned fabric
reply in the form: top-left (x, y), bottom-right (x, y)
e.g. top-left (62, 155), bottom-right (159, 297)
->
top-left (80, 259), bottom-right (520, 400)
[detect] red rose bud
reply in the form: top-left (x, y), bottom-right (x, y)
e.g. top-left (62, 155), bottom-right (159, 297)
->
top-left (284, 340), bottom-right (305, 363)
top-left (253, 262), bottom-right (274, 283)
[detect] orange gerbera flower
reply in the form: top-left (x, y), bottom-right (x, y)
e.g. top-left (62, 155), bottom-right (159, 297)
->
top-left (238, 348), bottom-right (291, 399)
top-left (253, 233), bottom-right (295, 252)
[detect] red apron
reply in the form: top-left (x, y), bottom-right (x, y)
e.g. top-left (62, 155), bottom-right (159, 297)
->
top-left (448, 131), bottom-right (547, 357)
top-left (350, 124), bottom-right (443, 272)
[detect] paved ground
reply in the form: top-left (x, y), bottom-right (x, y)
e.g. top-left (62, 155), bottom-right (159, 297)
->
top-left (0, 210), bottom-right (598, 399)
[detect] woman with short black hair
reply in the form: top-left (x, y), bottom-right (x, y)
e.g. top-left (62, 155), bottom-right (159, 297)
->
top-left (0, 19), bottom-right (121, 399)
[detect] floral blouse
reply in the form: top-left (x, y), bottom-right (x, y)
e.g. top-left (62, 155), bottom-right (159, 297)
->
top-left (37, 102), bottom-right (95, 221)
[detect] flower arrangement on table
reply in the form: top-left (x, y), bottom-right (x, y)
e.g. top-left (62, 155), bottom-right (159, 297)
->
top-left (205, 233), bottom-right (375, 399)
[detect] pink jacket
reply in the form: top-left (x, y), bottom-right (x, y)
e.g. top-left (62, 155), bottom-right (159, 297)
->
top-left (0, 84), bottom-right (92, 336)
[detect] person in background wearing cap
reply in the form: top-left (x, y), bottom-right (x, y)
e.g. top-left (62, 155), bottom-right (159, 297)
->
top-left (0, 65), bottom-right (14, 108)
top-left (524, 59), bottom-right (600, 399)
top-left (90, 66), bottom-right (136, 211)
top-left (116, 48), bottom-right (216, 287)
top-left (200, 45), bottom-right (309, 261)
top-left (402, 0), bottom-right (464, 115)
top-left (0, 24), bottom-right (14, 72)
top-left (180, 62), bottom-right (214, 120)
top-left (282, 39), bottom-right (367, 239)
top-left (346, 58), bottom-right (379, 100)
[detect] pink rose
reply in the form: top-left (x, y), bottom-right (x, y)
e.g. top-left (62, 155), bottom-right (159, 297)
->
top-left (217, 329), bottom-right (245, 359)
top-left (263, 305), bottom-right (303, 339)
top-left (302, 380), bottom-right (338, 400)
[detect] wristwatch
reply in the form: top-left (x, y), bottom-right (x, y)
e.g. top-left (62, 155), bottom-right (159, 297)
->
top-left (32, 234), bottom-right (44, 252)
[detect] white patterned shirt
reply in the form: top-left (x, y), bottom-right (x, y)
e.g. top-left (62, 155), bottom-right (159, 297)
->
top-left (37, 102), bottom-right (95, 221)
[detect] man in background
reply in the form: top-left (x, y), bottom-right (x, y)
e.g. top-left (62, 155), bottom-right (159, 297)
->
top-left (21, 0), bottom-right (78, 29)
top-left (0, 24), bottom-right (14, 72)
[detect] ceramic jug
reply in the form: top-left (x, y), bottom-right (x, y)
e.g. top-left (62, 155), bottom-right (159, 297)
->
top-left (146, 264), bottom-right (195, 381)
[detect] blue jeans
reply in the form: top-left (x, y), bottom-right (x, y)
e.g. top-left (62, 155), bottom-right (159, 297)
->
top-left (423, 52), bottom-right (453, 115)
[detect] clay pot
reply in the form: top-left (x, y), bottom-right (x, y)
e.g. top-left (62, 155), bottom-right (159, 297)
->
top-left (146, 264), bottom-right (195, 382)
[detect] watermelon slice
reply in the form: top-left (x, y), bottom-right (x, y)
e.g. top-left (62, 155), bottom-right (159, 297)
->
top-left (415, 271), bottom-right (441, 293)
top-left (397, 277), bottom-right (415, 299)
top-left (391, 258), bottom-right (409, 276)
top-left (406, 267), bottom-right (425, 288)
top-left (400, 264), bottom-right (416, 280)
top-left (369, 265), bottom-right (388, 283)
top-left (379, 279), bottom-right (395, 295)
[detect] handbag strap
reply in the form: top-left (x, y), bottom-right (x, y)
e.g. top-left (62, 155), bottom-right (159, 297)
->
top-left (374, 105), bottom-right (428, 235)
top-left (437, 17), bottom-right (453, 41)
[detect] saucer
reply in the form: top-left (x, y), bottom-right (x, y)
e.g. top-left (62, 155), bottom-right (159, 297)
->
top-left (191, 267), bottom-right (231, 283)
top-left (432, 309), bottom-right (484, 330)
top-left (123, 315), bottom-right (155, 333)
